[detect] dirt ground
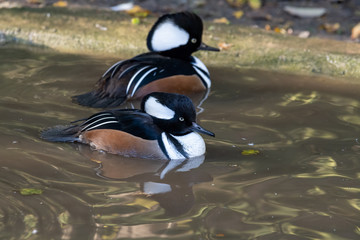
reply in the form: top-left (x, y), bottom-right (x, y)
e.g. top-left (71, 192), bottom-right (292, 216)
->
top-left (1, 0), bottom-right (360, 42)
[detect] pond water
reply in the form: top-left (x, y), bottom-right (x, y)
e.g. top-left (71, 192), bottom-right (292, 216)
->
top-left (1, 45), bottom-right (360, 240)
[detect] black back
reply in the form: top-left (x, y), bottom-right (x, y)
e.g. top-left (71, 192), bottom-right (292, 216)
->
top-left (78, 109), bottom-right (161, 140)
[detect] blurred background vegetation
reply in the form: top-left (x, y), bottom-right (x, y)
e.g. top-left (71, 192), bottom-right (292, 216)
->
top-left (1, 0), bottom-right (360, 41)
top-left (1, 0), bottom-right (360, 78)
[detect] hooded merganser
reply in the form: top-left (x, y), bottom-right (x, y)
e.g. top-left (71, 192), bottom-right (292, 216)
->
top-left (42, 92), bottom-right (215, 160)
top-left (72, 11), bottom-right (219, 108)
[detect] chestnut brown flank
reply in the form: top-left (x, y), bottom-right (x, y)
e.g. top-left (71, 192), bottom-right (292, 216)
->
top-left (82, 129), bottom-right (166, 159)
top-left (133, 75), bottom-right (206, 99)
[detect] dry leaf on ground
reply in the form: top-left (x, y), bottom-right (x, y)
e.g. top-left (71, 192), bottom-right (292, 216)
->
top-left (248, 0), bottom-right (261, 10)
top-left (320, 23), bottom-right (340, 33)
top-left (233, 10), bottom-right (244, 19)
top-left (241, 149), bottom-right (260, 156)
top-left (213, 17), bottom-right (230, 24)
top-left (53, 0), bottom-right (67, 7)
top-left (351, 23), bottom-right (360, 39)
top-left (218, 42), bottom-right (233, 50)
top-left (126, 5), bottom-right (150, 17)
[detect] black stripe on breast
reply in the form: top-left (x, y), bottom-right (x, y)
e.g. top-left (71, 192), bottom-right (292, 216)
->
top-left (159, 133), bottom-right (189, 159)
top-left (166, 133), bottom-right (189, 159)
top-left (157, 135), bottom-right (171, 160)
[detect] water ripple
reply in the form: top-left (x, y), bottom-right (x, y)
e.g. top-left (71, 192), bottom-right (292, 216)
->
top-left (1, 46), bottom-right (360, 239)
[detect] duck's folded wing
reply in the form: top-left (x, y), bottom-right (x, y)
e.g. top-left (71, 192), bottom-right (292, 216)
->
top-left (41, 110), bottom-right (160, 142)
top-left (72, 52), bottom-right (198, 108)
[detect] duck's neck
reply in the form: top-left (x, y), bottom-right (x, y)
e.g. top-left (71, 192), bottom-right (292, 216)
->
top-left (158, 49), bottom-right (193, 61)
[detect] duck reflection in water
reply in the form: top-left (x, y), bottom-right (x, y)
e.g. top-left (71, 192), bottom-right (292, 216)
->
top-left (79, 146), bottom-right (212, 217)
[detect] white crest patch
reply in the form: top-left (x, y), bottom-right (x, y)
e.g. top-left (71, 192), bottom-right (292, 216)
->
top-left (144, 96), bottom-right (175, 119)
top-left (151, 20), bottom-right (189, 52)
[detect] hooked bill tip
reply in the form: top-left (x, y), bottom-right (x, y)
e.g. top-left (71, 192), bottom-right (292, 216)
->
top-left (191, 122), bottom-right (215, 137)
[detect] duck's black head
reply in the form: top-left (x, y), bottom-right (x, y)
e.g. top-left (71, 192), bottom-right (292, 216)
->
top-left (141, 92), bottom-right (214, 137)
top-left (146, 11), bottom-right (219, 60)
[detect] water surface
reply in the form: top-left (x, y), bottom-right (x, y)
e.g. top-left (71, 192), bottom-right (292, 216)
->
top-left (1, 45), bottom-right (360, 239)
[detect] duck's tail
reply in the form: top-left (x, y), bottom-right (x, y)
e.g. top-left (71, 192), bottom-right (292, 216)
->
top-left (72, 91), bottom-right (127, 108)
top-left (40, 125), bottom-right (81, 142)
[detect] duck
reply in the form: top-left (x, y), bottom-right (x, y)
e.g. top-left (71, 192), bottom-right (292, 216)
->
top-left (42, 92), bottom-right (215, 160)
top-left (72, 11), bottom-right (219, 108)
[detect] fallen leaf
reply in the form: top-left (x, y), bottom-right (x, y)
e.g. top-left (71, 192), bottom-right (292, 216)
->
top-left (131, 17), bottom-right (141, 25)
top-left (233, 10), bottom-right (244, 19)
top-left (274, 27), bottom-right (286, 34)
top-left (226, 0), bottom-right (246, 8)
top-left (127, 198), bottom-right (158, 209)
top-left (248, 0), bottom-right (262, 10)
top-left (27, 0), bottom-right (44, 4)
top-left (91, 158), bottom-right (102, 164)
top-left (53, 1), bottom-right (67, 7)
top-left (351, 23), bottom-right (360, 39)
top-left (213, 17), bottom-right (230, 24)
top-left (265, 24), bottom-right (271, 31)
top-left (284, 6), bottom-right (326, 18)
top-left (19, 188), bottom-right (43, 196)
top-left (126, 5), bottom-right (150, 18)
top-left (241, 149), bottom-right (260, 155)
top-left (218, 42), bottom-right (233, 50)
top-left (320, 23), bottom-right (340, 33)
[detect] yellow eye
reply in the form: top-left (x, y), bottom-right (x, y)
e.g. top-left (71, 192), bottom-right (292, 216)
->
top-left (179, 117), bottom-right (184, 121)
top-left (191, 38), bottom-right (197, 44)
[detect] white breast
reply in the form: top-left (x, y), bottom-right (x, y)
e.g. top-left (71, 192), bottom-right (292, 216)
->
top-left (161, 132), bottom-right (206, 160)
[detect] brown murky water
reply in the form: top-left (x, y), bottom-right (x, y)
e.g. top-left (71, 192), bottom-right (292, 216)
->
top-left (1, 45), bottom-right (360, 239)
